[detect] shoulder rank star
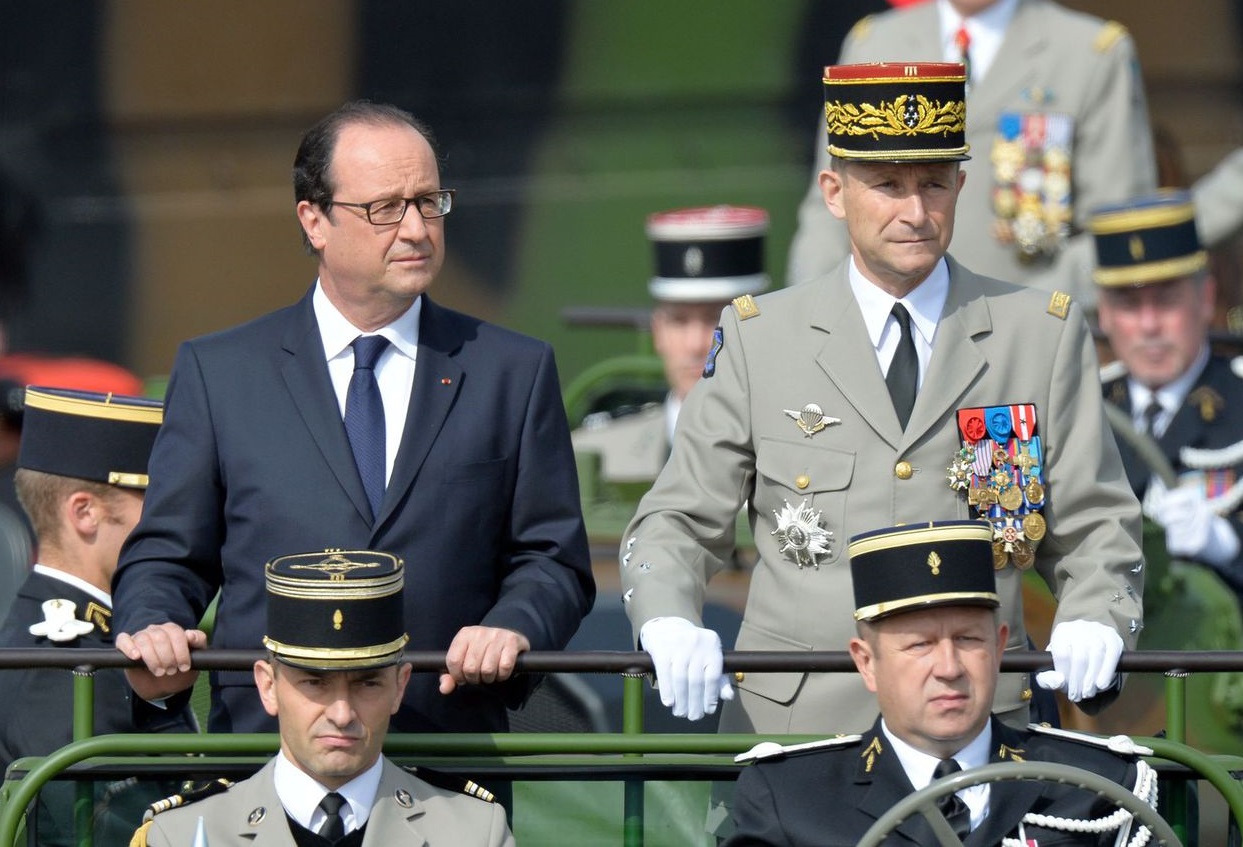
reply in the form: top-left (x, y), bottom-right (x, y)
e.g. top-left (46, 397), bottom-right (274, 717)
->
top-left (771, 499), bottom-right (833, 569)
top-left (783, 403), bottom-right (841, 438)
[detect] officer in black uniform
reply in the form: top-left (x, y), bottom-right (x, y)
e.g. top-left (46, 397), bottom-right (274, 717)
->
top-left (1095, 190), bottom-right (1243, 598)
top-left (726, 520), bottom-right (1156, 846)
top-left (0, 387), bottom-right (197, 845)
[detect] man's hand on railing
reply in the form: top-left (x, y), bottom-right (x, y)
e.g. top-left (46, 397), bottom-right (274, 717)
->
top-left (639, 617), bottom-right (734, 720)
top-left (1034, 620), bottom-right (1124, 702)
top-left (439, 626), bottom-right (532, 694)
top-left (115, 622), bottom-right (207, 701)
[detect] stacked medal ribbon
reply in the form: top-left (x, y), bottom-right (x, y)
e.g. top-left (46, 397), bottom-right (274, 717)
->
top-left (947, 404), bottom-right (1047, 569)
top-left (990, 110), bottom-right (1073, 260)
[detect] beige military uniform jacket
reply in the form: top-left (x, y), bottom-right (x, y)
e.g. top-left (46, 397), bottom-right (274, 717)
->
top-left (621, 258), bottom-right (1144, 734)
top-left (137, 758), bottom-right (514, 847)
top-left (787, 0), bottom-right (1156, 303)
top-left (572, 402), bottom-right (670, 484)
top-left (1194, 146), bottom-right (1243, 249)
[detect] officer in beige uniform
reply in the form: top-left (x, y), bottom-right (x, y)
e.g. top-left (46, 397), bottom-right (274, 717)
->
top-left (622, 62), bottom-right (1143, 736)
top-left (133, 550), bottom-right (513, 847)
top-left (787, 0), bottom-right (1156, 304)
top-left (573, 205), bottom-right (770, 485)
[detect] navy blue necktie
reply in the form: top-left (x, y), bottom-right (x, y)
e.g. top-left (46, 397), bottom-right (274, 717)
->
top-left (345, 335), bottom-right (389, 520)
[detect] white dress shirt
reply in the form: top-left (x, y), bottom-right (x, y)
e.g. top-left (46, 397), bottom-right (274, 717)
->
top-left (938, 0), bottom-right (1019, 86)
top-left (274, 751), bottom-right (384, 835)
top-left (313, 282), bottom-right (420, 485)
top-left (883, 718), bottom-right (993, 831)
top-left (32, 564), bottom-right (111, 608)
top-left (849, 256), bottom-right (950, 392)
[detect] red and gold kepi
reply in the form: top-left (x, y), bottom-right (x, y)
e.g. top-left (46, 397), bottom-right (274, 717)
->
top-left (822, 62), bottom-right (970, 163)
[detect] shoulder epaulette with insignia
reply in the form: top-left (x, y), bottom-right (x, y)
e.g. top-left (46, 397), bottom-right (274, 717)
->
top-left (1026, 723), bottom-right (1152, 756)
top-left (1047, 290), bottom-right (1071, 320)
top-left (1093, 20), bottom-right (1128, 52)
top-left (1099, 359), bottom-right (1128, 383)
top-left (847, 14), bottom-right (874, 43)
top-left (732, 294), bottom-right (760, 320)
top-left (407, 766), bottom-right (496, 802)
top-left (139, 778), bottom-right (232, 825)
top-left (735, 734), bottom-right (862, 764)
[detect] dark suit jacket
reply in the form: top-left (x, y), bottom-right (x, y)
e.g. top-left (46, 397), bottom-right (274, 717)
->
top-left (1104, 355), bottom-right (1243, 597)
top-left (0, 571), bottom-right (197, 771)
top-left (727, 717), bottom-right (1146, 846)
top-left (113, 290), bottom-right (594, 732)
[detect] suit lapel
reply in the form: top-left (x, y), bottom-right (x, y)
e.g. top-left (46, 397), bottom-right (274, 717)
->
top-left (278, 292), bottom-right (373, 524)
top-left (902, 259), bottom-right (989, 448)
top-left (364, 760), bottom-right (428, 846)
top-left (376, 298), bottom-right (463, 530)
top-left (810, 269), bottom-right (904, 449)
top-left (852, 722), bottom-right (939, 845)
top-left (239, 761), bottom-right (295, 846)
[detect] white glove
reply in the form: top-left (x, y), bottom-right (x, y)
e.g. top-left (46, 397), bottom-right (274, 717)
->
top-left (1144, 477), bottom-right (1241, 567)
top-left (1034, 620), bottom-right (1124, 702)
top-left (639, 617), bottom-right (734, 720)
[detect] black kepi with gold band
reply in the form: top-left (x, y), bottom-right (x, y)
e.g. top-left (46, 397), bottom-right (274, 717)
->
top-left (822, 62), bottom-right (970, 162)
top-left (1089, 189), bottom-right (1207, 288)
top-left (848, 520), bottom-right (998, 622)
top-left (18, 386), bottom-right (162, 489)
top-left (262, 549), bottom-right (409, 670)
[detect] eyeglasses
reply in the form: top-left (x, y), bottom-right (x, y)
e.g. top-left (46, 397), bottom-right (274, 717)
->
top-left (330, 189), bottom-right (456, 225)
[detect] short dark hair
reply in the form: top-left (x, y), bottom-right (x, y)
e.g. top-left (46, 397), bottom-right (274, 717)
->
top-left (292, 101), bottom-right (439, 253)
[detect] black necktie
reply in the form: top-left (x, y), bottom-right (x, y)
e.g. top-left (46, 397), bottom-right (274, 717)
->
top-left (886, 303), bottom-right (918, 429)
top-left (1142, 398), bottom-right (1163, 436)
top-left (345, 335), bottom-right (390, 520)
top-left (317, 791), bottom-right (346, 842)
top-left (932, 758), bottom-right (972, 838)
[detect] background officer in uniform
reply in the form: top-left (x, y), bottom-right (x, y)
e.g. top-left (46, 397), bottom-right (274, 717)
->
top-left (1095, 190), bottom-right (1243, 599)
top-left (0, 387), bottom-right (196, 845)
top-left (622, 62), bottom-right (1143, 733)
top-left (786, 0), bottom-right (1156, 304)
top-left (133, 549), bottom-right (514, 847)
top-left (726, 521), bottom-right (1156, 847)
top-left (573, 205), bottom-right (770, 486)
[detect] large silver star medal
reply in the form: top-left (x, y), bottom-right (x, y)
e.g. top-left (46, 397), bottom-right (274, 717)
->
top-left (771, 499), bottom-right (833, 569)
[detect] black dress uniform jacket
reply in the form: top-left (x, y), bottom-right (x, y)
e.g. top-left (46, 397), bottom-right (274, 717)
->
top-left (727, 717), bottom-right (1148, 846)
top-left (0, 570), bottom-right (197, 771)
top-left (1104, 354), bottom-right (1243, 597)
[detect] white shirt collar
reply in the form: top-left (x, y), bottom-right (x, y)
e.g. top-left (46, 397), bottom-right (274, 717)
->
top-left (1127, 343), bottom-right (1210, 430)
top-left (848, 256), bottom-right (949, 353)
top-left (937, 0), bottom-right (1020, 82)
top-left (32, 565), bottom-right (111, 608)
top-left (881, 717), bottom-right (993, 829)
top-left (274, 751), bottom-right (384, 832)
top-left (312, 280), bottom-right (421, 363)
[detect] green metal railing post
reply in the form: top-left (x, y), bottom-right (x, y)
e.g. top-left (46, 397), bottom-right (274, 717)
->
top-left (72, 668), bottom-right (95, 847)
top-left (622, 675), bottom-right (645, 847)
top-left (1163, 671), bottom-right (1190, 843)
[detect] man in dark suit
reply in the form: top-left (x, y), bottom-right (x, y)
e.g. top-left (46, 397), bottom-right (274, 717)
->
top-left (726, 521), bottom-right (1157, 846)
top-left (112, 101), bottom-right (594, 734)
top-left (0, 387), bottom-right (197, 846)
top-left (1096, 189), bottom-right (1243, 598)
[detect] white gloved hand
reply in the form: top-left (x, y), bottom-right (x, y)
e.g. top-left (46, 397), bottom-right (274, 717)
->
top-left (1034, 620), bottom-right (1124, 702)
top-left (639, 617), bottom-right (734, 720)
top-left (1145, 478), bottom-right (1241, 567)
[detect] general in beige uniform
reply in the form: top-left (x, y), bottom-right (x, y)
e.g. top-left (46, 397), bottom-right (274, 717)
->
top-left (623, 63), bottom-right (1143, 736)
top-left (787, 0), bottom-right (1156, 302)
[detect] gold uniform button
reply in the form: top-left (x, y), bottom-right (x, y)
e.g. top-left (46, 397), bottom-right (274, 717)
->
top-left (734, 672), bottom-right (745, 683)
top-left (895, 461), bottom-right (913, 480)
top-left (794, 475), bottom-right (810, 490)
top-left (1020, 688), bottom-right (1033, 702)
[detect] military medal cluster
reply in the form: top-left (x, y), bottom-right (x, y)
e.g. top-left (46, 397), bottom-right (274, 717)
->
top-left (948, 404), bottom-right (1047, 569)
